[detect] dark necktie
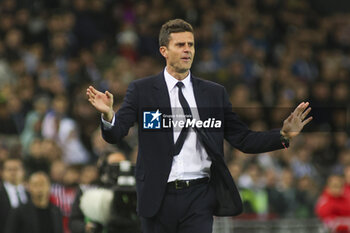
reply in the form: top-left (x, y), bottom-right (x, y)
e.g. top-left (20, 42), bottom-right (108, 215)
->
top-left (16, 188), bottom-right (23, 205)
top-left (173, 82), bottom-right (193, 155)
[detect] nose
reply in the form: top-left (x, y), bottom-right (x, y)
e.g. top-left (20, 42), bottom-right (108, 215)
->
top-left (184, 44), bottom-right (191, 53)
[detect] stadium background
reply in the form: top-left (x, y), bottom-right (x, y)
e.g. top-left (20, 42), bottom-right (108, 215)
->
top-left (0, 0), bottom-right (350, 232)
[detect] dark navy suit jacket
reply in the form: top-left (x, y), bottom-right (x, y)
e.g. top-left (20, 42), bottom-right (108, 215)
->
top-left (5, 202), bottom-right (63, 233)
top-left (0, 182), bottom-right (12, 233)
top-left (101, 73), bottom-right (284, 217)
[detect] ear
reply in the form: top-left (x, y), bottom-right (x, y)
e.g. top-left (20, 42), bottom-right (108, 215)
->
top-left (159, 46), bottom-right (167, 59)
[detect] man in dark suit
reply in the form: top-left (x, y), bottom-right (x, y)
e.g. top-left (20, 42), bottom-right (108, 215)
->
top-left (0, 157), bottom-right (28, 233)
top-left (5, 171), bottom-right (63, 233)
top-left (86, 19), bottom-right (312, 233)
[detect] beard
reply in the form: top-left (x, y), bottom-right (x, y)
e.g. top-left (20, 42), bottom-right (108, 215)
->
top-left (176, 67), bottom-right (190, 73)
top-left (173, 61), bottom-right (192, 74)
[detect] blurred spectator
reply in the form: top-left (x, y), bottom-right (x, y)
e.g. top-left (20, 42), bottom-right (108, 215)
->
top-left (0, 143), bottom-right (10, 169)
top-left (0, 97), bottom-right (19, 135)
top-left (23, 137), bottom-right (62, 176)
top-left (51, 165), bottom-right (80, 233)
top-left (291, 45), bottom-right (318, 82)
top-left (24, 138), bottom-right (51, 175)
top-left (42, 138), bottom-right (63, 161)
top-left (90, 128), bottom-right (116, 158)
top-left (90, 127), bottom-right (134, 161)
top-left (50, 160), bottom-right (67, 185)
top-left (264, 169), bottom-right (285, 218)
top-left (116, 23), bottom-right (139, 63)
top-left (42, 95), bottom-right (90, 164)
top-left (239, 163), bottom-right (269, 217)
top-left (79, 164), bottom-right (98, 189)
top-left (20, 95), bottom-right (50, 153)
top-left (344, 165), bottom-right (350, 195)
top-left (228, 160), bottom-right (242, 182)
top-left (295, 175), bottom-right (318, 218)
top-left (0, 157), bottom-right (28, 233)
top-left (332, 149), bottom-right (350, 175)
top-left (194, 48), bottom-right (220, 74)
top-left (315, 175), bottom-right (350, 224)
top-left (291, 147), bottom-right (318, 180)
top-left (5, 171), bottom-right (63, 233)
top-left (4, 28), bottom-right (23, 61)
top-left (277, 168), bottom-right (298, 217)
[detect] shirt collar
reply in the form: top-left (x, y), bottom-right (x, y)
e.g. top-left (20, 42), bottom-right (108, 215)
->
top-left (4, 181), bottom-right (16, 189)
top-left (4, 181), bottom-right (24, 189)
top-left (164, 67), bottom-right (191, 92)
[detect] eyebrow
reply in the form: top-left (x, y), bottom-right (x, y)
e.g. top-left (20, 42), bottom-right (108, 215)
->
top-left (175, 42), bottom-right (194, 46)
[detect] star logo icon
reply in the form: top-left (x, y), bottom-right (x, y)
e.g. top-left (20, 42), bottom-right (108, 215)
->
top-left (150, 109), bottom-right (162, 122)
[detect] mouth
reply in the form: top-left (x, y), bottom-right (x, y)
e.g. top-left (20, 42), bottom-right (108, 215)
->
top-left (181, 57), bottom-right (191, 62)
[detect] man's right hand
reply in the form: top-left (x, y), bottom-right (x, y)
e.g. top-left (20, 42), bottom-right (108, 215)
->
top-left (86, 86), bottom-right (114, 122)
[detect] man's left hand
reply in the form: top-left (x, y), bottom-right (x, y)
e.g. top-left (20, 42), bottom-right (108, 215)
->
top-left (281, 102), bottom-right (312, 139)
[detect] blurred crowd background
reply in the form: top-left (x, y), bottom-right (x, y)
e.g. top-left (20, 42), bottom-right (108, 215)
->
top-left (0, 0), bottom-right (350, 232)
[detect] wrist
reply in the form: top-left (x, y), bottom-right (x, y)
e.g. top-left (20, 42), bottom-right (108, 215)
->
top-left (280, 130), bottom-right (290, 149)
top-left (103, 110), bottom-right (114, 122)
top-left (280, 129), bottom-right (290, 139)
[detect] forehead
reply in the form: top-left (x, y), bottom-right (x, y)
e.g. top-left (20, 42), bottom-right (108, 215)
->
top-left (329, 176), bottom-right (343, 185)
top-left (4, 160), bottom-right (22, 168)
top-left (30, 175), bottom-right (50, 185)
top-left (168, 32), bottom-right (194, 44)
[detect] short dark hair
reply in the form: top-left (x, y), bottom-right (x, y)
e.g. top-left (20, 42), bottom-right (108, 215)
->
top-left (1, 156), bottom-right (23, 170)
top-left (159, 19), bottom-right (194, 47)
top-left (3, 156), bottom-right (23, 165)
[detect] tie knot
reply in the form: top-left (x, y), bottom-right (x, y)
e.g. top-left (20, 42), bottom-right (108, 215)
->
top-left (176, 82), bottom-right (184, 89)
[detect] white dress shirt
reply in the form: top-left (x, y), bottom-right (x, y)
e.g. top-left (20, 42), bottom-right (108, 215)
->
top-left (3, 182), bottom-right (28, 208)
top-left (102, 68), bottom-right (211, 182)
top-left (163, 69), bottom-right (211, 182)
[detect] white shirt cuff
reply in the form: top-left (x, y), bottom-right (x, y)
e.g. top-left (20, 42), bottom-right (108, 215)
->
top-left (101, 114), bottom-right (115, 130)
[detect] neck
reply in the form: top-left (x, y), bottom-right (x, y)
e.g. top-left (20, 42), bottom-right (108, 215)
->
top-left (6, 181), bottom-right (20, 186)
top-left (166, 67), bottom-right (189, 80)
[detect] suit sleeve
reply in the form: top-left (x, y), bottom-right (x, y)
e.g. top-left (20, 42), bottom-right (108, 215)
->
top-left (223, 87), bottom-right (284, 153)
top-left (101, 81), bottom-right (138, 144)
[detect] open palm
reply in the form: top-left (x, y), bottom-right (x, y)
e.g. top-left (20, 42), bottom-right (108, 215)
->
top-left (281, 102), bottom-right (312, 139)
top-left (86, 86), bottom-right (114, 120)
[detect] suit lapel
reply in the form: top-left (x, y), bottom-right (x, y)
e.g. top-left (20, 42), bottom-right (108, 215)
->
top-left (153, 73), bottom-right (174, 144)
top-left (0, 183), bottom-right (11, 210)
top-left (191, 75), bottom-right (207, 121)
top-left (151, 74), bottom-right (208, 145)
top-left (192, 76), bottom-right (244, 216)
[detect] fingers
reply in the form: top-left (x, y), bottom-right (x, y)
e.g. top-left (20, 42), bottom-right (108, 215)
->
top-left (292, 102), bottom-right (304, 115)
top-left (86, 86), bottom-right (96, 99)
top-left (86, 86), bottom-right (105, 97)
top-left (301, 107), bottom-right (311, 120)
top-left (294, 102), bottom-right (309, 116)
top-left (105, 90), bottom-right (113, 99)
top-left (293, 102), bottom-right (312, 126)
top-left (86, 86), bottom-right (111, 100)
top-left (302, 116), bottom-right (313, 126)
top-left (87, 96), bottom-right (96, 105)
top-left (88, 86), bottom-right (98, 95)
